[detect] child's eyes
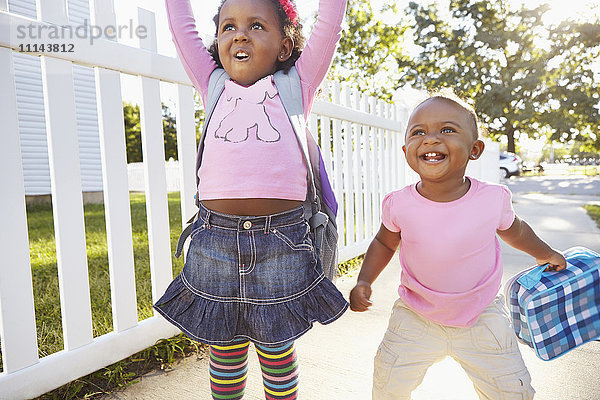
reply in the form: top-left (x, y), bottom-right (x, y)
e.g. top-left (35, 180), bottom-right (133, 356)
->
top-left (221, 23), bottom-right (263, 32)
top-left (409, 127), bottom-right (456, 137)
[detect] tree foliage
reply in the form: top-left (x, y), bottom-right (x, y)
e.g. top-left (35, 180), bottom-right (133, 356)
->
top-left (162, 104), bottom-right (178, 160)
top-left (331, 0), bottom-right (409, 100)
top-left (396, 0), bottom-right (600, 153)
top-left (123, 102), bottom-right (142, 163)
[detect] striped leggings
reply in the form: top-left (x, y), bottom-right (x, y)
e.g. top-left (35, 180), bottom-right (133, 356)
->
top-left (209, 340), bottom-right (299, 400)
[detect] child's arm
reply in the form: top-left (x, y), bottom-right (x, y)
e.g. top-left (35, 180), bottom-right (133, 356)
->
top-left (349, 224), bottom-right (401, 312)
top-left (497, 215), bottom-right (567, 271)
top-left (165, 0), bottom-right (218, 103)
top-left (296, 0), bottom-right (347, 115)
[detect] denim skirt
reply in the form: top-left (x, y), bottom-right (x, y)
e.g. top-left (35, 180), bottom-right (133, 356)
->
top-left (153, 203), bottom-right (349, 345)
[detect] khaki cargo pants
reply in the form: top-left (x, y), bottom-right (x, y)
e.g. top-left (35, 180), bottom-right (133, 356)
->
top-left (373, 297), bottom-right (535, 400)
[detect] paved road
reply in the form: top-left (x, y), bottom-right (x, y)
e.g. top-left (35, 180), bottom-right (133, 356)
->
top-left (104, 176), bottom-right (600, 400)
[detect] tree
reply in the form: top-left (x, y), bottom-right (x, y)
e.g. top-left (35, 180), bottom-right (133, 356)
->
top-left (331, 0), bottom-right (409, 100)
top-left (396, 0), bottom-right (600, 153)
top-left (541, 21), bottom-right (600, 151)
top-left (123, 102), bottom-right (142, 163)
top-left (162, 103), bottom-right (178, 160)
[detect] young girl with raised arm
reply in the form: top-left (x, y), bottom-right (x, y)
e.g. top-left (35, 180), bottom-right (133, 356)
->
top-left (154, 0), bottom-right (349, 398)
top-left (349, 91), bottom-right (566, 400)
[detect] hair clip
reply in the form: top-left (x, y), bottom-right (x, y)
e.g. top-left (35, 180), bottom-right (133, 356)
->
top-left (278, 0), bottom-right (298, 25)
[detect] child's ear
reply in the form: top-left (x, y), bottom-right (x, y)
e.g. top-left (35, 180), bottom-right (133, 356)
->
top-left (278, 37), bottom-right (293, 62)
top-left (469, 140), bottom-right (485, 160)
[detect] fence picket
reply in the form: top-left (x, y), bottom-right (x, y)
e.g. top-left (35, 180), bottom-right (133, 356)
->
top-left (362, 94), bottom-right (373, 237)
top-left (352, 88), bottom-right (364, 243)
top-left (95, 66), bottom-right (138, 332)
top-left (139, 8), bottom-right (173, 303)
top-left (331, 83), bottom-right (345, 244)
top-left (0, 46), bottom-right (39, 373)
top-left (42, 55), bottom-right (94, 350)
top-left (370, 97), bottom-right (381, 226)
top-left (343, 85), bottom-right (355, 246)
top-left (92, 0), bottom-right (138, 333)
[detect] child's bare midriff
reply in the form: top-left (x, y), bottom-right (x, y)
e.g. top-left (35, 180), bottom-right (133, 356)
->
top-left (203, 198), bottom-right (303, 216)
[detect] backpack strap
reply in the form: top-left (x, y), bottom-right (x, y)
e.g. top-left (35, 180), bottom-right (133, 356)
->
top-left (273, 68), bottom-right (329, 251)
top-left (273, 69), bottom-right (318, 208)
top-left (175, 68), bottom-right (229, 258)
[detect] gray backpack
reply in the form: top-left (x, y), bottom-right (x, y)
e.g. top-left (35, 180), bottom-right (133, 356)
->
top-left (175, 67), bottom-right (339, 281)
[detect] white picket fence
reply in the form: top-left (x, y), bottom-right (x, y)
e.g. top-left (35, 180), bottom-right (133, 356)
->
top-left (0, 1), bottom-right (499, 398)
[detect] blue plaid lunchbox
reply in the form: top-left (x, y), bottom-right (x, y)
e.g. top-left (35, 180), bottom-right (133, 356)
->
top-left (504, 246), bottom-right (600, 361)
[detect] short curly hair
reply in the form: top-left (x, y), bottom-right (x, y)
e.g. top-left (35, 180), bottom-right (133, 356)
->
top-left (416, 88), bottom-right (482, 139)
top-left (208, 0), bottom-right (306, 74)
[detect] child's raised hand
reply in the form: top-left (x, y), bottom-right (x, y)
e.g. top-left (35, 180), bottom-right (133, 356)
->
top-left (349, 281), bottom-right (373, 312)
top-left (539, 249), bottom-right (567, 272)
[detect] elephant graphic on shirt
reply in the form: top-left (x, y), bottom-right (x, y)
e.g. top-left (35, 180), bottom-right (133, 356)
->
top-left (214, 84), bottom-right (281, 143)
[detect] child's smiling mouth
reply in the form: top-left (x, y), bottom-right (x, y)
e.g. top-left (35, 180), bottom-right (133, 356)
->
top-left (234, 50), bottom-right (249, 61)
top-left (421, 152), bottom-right (446, 162)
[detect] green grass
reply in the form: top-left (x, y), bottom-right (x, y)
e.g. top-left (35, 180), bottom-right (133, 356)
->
top-left (338, 255), bottom-right (364, 276)
top-left (20, 193), bottom-right (186, 360)
top-left (584, 204), bottom-right (600, 229)
top-left (566, 166), bottom-right (600, 176)
top-left (527, 165), bottom-right (600, 176)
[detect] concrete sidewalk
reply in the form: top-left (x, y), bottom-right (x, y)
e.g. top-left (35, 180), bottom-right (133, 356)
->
top-left (104, 191), bottom-right (600, 400)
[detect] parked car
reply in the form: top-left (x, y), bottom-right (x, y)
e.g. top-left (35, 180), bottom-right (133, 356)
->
top-left (499, 152), bottom-right (522, 178)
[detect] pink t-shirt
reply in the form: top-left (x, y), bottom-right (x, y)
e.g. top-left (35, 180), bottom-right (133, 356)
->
top-left (381, 178), bottom-right (515, 327)
top-left (165, 0), bottom-right (347, 200)
top-left (200, 77), bottom-right (307, 200)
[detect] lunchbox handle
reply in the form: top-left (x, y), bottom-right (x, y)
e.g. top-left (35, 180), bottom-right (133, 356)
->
top-left (515, 246), bottom-right (600, 290)
top-left (517, 264), bottom-right (549, 290)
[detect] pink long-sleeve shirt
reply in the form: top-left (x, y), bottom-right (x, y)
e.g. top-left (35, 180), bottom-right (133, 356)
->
top-left (165, 0), bottom-right (347, 200)
top-left (381, 178), bottom-right (516, 327)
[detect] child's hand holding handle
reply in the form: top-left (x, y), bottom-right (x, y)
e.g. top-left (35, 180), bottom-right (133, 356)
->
top-left (539, 249), bottom-right (567, 272)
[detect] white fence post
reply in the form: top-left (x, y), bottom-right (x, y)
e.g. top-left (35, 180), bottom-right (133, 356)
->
top-left (352, 88), bottom-right (364, 244)
top-left (370, 97), bottom-right (381, 227)
top-left (342, 85), bottom-right (355, 247)
top-left (361, 94), bottom-right (373, 238)
top-left (38, 0), bottom-right (94, 351)
top-left (93, 0), bottom-right (138, 332)
top-left (330, 82), bottom-right (344, 245)
top-left (0, 45), bottom-right (40, 374)
top-left (138, 8), bottom-right (174, 303)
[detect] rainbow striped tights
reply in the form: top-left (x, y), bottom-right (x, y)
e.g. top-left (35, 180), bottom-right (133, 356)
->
top-left (209, 340), bottom-right (299, 400)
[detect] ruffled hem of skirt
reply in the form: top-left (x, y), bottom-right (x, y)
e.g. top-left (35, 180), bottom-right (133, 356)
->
top-left (153, 273), bottom-right (349, 346)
